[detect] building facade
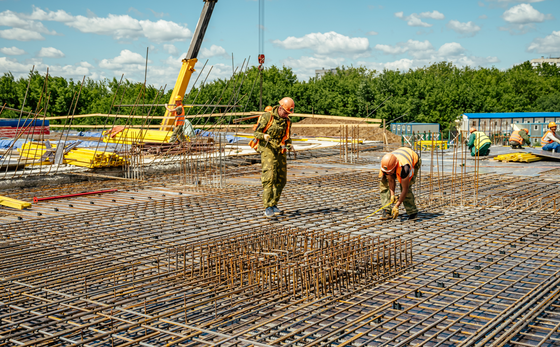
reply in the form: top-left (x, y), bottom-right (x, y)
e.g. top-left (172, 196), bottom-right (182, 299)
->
top-left (530, 57), bottom-right (560, 68)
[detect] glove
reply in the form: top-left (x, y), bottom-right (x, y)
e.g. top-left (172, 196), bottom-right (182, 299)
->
top-left (390, 194), bottom-right (398, 204)
top-left (391, 205), bottom-right (399, 219)
top-left (263, 134), bottom-right (270, 141)
top-left (286, 143), bottom-right (293, 150)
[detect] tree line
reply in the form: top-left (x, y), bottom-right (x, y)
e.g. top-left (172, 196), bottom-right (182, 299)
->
top-left (0, 61), bottom-right (558, 132)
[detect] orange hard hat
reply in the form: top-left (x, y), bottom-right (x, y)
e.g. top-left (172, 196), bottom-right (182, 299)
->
top-left (522, 128), bottom-right (529, 133)
top-left (279, 97), bottom-right (295, 114)
top-left (469, 127), bottom-right (477, 134)
top-left (264, 106), bottom-right (273, 112)
top-left (549, 122), bottom-right (557, 128)
top-left (175, 95), bottom-right (183, 102)
top-left (381, 153), bottom-right (398, 173)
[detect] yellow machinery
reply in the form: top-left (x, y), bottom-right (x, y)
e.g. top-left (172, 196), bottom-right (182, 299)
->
top-left (160, 0), bottom-right (218, 132)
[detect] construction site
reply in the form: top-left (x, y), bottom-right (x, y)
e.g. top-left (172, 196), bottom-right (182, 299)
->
top-left (2, 1), bottom-right (560, 347)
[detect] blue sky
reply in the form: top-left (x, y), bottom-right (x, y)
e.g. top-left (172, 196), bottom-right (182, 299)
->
top-left (0, 0), bottom-right (558, 88)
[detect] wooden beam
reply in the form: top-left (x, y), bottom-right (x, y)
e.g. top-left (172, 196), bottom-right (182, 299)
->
top-left (43, 112), bottom-right (381, 122)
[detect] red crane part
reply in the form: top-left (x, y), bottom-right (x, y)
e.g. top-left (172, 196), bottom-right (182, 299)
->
top-left (33, 189), bottom-right (118, 203)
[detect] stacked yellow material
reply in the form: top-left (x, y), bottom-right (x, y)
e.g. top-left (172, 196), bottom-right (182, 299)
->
top-left (494, 153), bottom-right (542, 163)
top-left (102, 129), bottom-right (172, 144)
top-left (19, 143), bottom-right (128, 168)
top-left (0, 195), bottom-right (31, 210)
top-left (414, 140), bottom-right (448, 150)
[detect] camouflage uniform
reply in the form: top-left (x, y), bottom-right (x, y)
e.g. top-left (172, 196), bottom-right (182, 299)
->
top-left (380, 159), bottom-right (421, 215)
top-left (254, 106), bottom-right (291, 208)
top-left (169, 105), bottom-right (186, 143)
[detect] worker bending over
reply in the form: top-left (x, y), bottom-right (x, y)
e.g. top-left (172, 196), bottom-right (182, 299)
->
top-left (467, 127), bottom-right (491, 157)
top-left (541, 122), bottom-right (560, 152)
top-left (379, 147), bottom-right (421, 221)
top-left (165, 96), bottom-right (194, 144)
top-left (509, 128), bottom-right (532, 149)
top-left (251, 97), bottom-right (294, 218)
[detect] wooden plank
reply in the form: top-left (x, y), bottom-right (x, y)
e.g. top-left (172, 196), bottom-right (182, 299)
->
top-left (44, 112), bottom-right (381, 122)
top-left (48, 123), bottom-right (381, 129)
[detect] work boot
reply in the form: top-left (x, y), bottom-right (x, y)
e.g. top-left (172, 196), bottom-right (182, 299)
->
top-left (264, 207), bottom-right (275, 218)
top-left (380, 210), bottom-right (391, 220)
top-left (272, 206), bottom-right (283, 215)
top-left (408, 213), bottom-right (418, 220)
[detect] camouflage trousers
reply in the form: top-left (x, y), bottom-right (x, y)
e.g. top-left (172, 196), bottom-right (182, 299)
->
top-left (260, 146), bottom-right (287, 208)
top-left (380, 159), bottom-right (421, 215)
top-left (170, 124), bottom-right (187, 143)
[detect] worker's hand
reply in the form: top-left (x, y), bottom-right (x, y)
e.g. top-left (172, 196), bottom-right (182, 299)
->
top-left (390, 194), bottom-right (398, 204)
top-left (263, 134), bottom-right (270, 141)
top-left (391, 205), bottom-right (399, 219)
top-left (286, 143), bottom-right (293, 151)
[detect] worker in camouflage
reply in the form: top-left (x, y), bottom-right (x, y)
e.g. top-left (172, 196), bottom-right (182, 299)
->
top-left (252, 97), bottom-right (294, 218)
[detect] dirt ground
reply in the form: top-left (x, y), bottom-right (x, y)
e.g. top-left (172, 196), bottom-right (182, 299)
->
top-left (235, 117), bottom-right (401, 143)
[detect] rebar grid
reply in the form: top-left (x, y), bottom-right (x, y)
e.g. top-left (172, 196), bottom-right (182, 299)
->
top-left (2, 169), bottom-right (560, 346)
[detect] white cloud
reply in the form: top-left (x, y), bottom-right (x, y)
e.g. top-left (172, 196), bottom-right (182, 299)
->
top-left (375, 39), bottom-right (434, 58)
top-left (0, 28), bottom-right (45, 41)
top-left (446, 20), bottom-right (481, 36)
top-left (280, 55), bottom-right (345, 80)
top-left (438, 42), bottom-right (465, 56)
top-left (199, 44), bottom-right (227, 59)
top-left (369, 39), bottom-right (497, 69)
top-left (0, 46), bottom-right (27, 55)
top-left (99, 50), bottom-right (149, 70)
top-left (486, 0), bottom-right (545, 7)
top-left (38, 47), bottom-right (65, 58)
top-left (272, 31), bottom-right (369, 56)
top-left (0, 57), bottom-right (93, 79)
top-left (502, 3), bottom-right (551, 24)
top-left (419, 11), bottom-right (445, 20)
top-left (366, 31), bottom-right (378, 36)
top-left (528, 31), bottom-right (560, 55)
top-left (0, 10), bottom-right (57, 36)
top-left (500, 4), bottom-right (553, 34)
top-left (395, 10), bottom-right (445, 27)
top-left (163, 44), bottom-right (179, 56)
top-left (24, 7), bottom-right (192, 43)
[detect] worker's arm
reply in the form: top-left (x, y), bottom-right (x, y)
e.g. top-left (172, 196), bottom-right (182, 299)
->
top-left (286, 122), bottom-right (293, 148)
top-left (254, 112), bottom-right (271, 141)
top-left (396, 175), bottom-right (410, 207)
top-left (387, 174), bottom-right (396, 198)
top-left (520, 131), bottom-right (531, 146)
top-left (467, 133), bottom-right (475, 149)
top-left (551, 133), bottom-right (560, 144)
top-left (165, 104), bottom-right (180, 113)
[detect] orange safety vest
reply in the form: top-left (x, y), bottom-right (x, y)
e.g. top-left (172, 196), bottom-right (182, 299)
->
top-left (541, 130), bottom-right (555, 147)
top-left (509, 130), bottom-right (523, 144)
top-left (378, 147), bottom-right (419, 184)
top-left (249, 115), bottom-right (291, 154)
top-left (174, 106), bottom-right (185, 126)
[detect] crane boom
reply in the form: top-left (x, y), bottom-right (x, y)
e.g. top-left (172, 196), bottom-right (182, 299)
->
top-left (160, 0), bottom-right (218, 131)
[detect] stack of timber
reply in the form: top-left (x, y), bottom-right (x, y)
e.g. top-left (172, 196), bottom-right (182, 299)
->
top-left (0, 195), bottom-right (31, 209)
top-left (103, 128), bottom-right (171, 144)
top-left (494, 152), bottom-right (542, 163)
top-left (18, 142), bottom-right (127, 168)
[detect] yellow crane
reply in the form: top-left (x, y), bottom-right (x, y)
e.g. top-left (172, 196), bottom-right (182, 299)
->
top-left (160, 0), bottom-right (218, 131)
